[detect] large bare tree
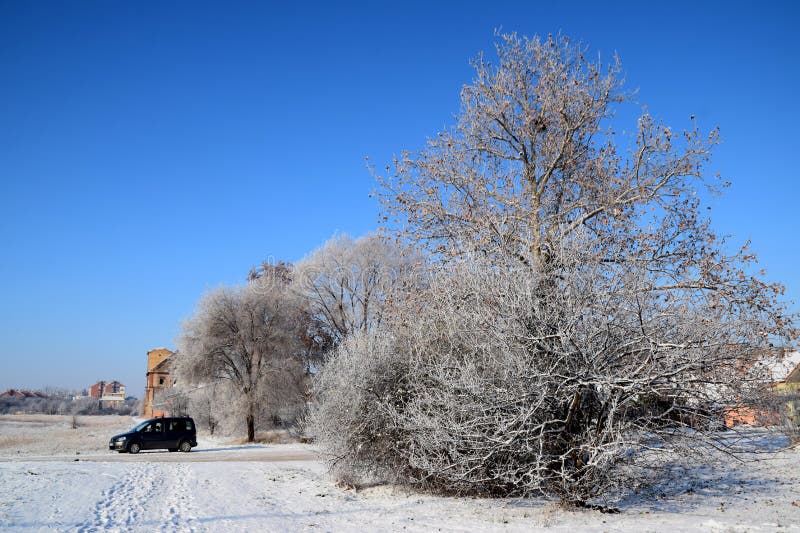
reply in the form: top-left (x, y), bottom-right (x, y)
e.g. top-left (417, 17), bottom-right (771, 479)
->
top-left (177, 266), bottom-right (305, 442)
top-left (377, 33), bottom-right (794, 364)
top-left (313, 33), bottom-right (796, 504)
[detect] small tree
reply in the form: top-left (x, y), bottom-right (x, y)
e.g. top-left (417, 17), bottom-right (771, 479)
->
top-left (176, 266), bottom-right (306, 442)
top-left (293, 233), bottom-right (423, 345)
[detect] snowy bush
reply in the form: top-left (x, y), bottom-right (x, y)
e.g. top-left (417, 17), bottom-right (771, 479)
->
top-left (311, 250), bottom-right (787, 504)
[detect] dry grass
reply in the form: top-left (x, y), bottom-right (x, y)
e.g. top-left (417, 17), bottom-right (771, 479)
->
top-left (231, 429), bottom-right (299, 445)
top-left (0, 414), bottom-right (65, 425)
top-left (0, 414), bottom-right (136, 456)
top-left (0, 434), bottom-right (39, 449)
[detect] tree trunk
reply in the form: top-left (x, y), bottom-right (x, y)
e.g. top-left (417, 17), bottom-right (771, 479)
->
top-left (246, 401), bottom-right (256, 442)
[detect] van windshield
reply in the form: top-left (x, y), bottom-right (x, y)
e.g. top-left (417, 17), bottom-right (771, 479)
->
top-left (131, 421), bottom-right (150, 432)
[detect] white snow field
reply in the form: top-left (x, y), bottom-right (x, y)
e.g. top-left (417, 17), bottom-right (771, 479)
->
top-left (1, 415), bottom-right (799, 532)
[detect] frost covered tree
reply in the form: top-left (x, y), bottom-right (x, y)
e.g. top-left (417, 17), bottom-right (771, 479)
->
top-left (176, 265), bottom-right (306, 442)
top-left (293, 233), bottom-right (423, 344)
top-left (312, 33), bottom-right (796, 504)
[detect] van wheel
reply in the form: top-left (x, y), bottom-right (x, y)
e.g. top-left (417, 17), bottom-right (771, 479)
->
top-left (179, 440), bottom-right (192, 453)
top-left (128, 442), bottom-right (141, 454)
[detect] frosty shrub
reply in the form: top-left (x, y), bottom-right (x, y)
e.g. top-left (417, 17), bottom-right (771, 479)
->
top-left (310, 330), bottom-right (411, 486)
top-left (312, 249), bottom-right (785, 503)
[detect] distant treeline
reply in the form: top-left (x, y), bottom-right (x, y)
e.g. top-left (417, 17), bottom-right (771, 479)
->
top-left (0, 396), bottom-right (140, 416)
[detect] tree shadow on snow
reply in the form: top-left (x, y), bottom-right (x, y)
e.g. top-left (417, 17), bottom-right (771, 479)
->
top-left (613, 433), bottom-right (793, 514)
top-left (498, 429), bottom-right (793, 515)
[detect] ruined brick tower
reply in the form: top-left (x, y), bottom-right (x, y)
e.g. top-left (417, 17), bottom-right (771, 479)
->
top-left (143, 348), bottom-right (174, 418)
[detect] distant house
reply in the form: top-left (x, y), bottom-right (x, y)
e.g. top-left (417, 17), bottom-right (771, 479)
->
top-left (773, 351), bottom-right (800, 432)
top-left (88, 380), bottom-right (126, 409)
top-left (143, 348), bottom-right (176, 418)
top-left (725, 349), bottom-right (800, 428)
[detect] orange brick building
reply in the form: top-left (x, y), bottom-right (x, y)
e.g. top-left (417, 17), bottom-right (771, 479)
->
top-left (143, 348), bottom-right (175, 418)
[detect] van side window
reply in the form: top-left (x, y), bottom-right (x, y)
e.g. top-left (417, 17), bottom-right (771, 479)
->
top-left (168, 421), bottom-right (179, 432)
top-left (185, 420), bottom-right (193, 431)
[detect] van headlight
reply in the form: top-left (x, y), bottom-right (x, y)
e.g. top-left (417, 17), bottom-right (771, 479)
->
top-left (115, 437), bottom-right (127, 443)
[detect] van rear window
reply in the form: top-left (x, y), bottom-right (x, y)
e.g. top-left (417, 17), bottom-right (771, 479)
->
top-left (164, 419), bottom-right (193, 432)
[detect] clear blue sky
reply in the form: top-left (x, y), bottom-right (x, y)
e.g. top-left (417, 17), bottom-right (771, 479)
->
top-left (1, 1), bottom-right (798, 396)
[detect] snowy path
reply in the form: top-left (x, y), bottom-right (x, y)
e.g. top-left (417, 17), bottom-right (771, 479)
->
top-left (1, 444), bottom-right (799, 531)
top-left (75, 462), bottom-right (198, 532)
top-left (0, 461), bottom-right (201, 532)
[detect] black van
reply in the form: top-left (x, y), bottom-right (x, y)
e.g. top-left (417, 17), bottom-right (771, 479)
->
top-left (109, 417), bottom-right (198, 454)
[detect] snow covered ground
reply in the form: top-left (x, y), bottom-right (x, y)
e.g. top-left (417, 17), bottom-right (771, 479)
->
top-left (0, 415), bottom-right (798, 531)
